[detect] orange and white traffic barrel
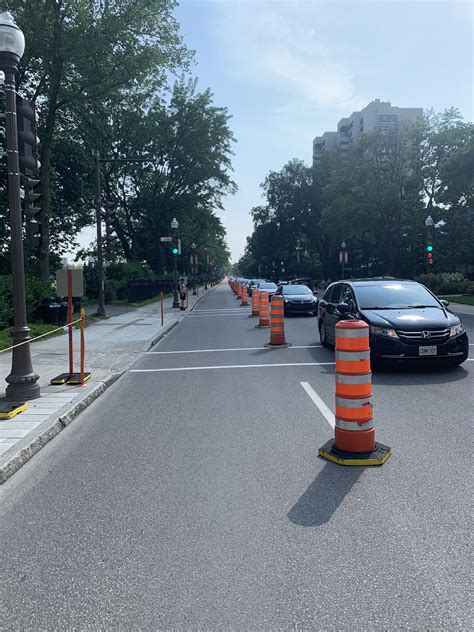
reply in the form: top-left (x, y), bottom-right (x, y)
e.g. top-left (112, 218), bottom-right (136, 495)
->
top-left (256, 292), bottom-right (270, 328)
top-left (319, 319), bottom-right (391, 466)
top-left (250, 288), bottom-right (260, 317)
top-left (265, 295), bottom-right (291, 347)
top-left (236, 283), bottom-right (242, 300)
top-left (241, 284), bottom-right (249, 306)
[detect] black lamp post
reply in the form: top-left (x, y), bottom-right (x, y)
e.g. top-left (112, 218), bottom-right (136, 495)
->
top-left (171, 217), bottom-right (180, 308)
top-left (0, 12), bottom-right (40, 401)
top-left (191, 242), bottom-right (197, 295)
top-left (204, 248), bottom-right (208, 290)
top-left (340, 240), bottom-right (347, 280)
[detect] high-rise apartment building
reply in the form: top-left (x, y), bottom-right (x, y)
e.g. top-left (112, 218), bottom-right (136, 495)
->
top-left (312, 99), bottom-right (423, 161)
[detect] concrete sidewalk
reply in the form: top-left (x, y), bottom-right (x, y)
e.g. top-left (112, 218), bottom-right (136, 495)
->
top-left (0, 286), bottom-right (214, 482)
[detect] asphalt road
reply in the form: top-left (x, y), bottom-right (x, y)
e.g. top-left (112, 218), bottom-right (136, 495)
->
top-left (1, 282), bottom-right (473, 630)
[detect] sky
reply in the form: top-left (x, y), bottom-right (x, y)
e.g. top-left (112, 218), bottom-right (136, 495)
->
top-left (76, 0), bottom-right (473, 263)
top-left (173, 0), bottom-right (473, 262)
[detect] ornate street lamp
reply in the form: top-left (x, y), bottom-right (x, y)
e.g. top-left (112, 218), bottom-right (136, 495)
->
top-left (0, 12), bottom-right (40, 400)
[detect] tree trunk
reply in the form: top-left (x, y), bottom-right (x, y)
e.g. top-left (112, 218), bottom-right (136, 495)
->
top-left (39, 0), bottom-right (63, 281)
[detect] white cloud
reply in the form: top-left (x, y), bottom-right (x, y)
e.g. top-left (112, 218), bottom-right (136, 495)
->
top-left (213, 1), bottom-right (365, 112)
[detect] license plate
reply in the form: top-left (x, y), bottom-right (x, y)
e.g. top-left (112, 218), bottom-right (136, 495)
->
top-left (419, 346), bottom-right (437, 356)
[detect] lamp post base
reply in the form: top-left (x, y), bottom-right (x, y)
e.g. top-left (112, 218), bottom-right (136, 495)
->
top-left (5, 373), bottom-right (40, 401)
top-left (172, 291), bottom-right (180, 309)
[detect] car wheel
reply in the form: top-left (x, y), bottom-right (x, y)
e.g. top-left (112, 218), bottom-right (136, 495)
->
top-left (319, 322), bottom-right (331, 348)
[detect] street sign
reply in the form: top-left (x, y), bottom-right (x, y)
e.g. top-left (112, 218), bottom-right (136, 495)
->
top-left (160, 236), bottom-right (172, 242)
top-left (56, 269), bottom-right (84, 298)
top-left (339, 251), bottom-right (348, 264)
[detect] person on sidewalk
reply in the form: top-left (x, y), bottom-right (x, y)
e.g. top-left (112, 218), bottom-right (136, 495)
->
top-left (179, 278), bottom-right (188, 311)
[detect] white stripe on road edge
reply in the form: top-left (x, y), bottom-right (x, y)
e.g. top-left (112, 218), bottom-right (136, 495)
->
top-left (147, 345), bottom-right (322, 355)
top-left (131, 362), bottom-right (335, 373)
top-left (189, 314), bottom-right (248, 318)
top-left (194, 308), bottom-right (249, 312)
top-left (300, 382), bottom-right (335, 429)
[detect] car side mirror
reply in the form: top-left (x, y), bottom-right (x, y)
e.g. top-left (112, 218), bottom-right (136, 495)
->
top-left (440, 299), bottom-right (449, 307)
top-left (337, 302), bottom-right (349, 314)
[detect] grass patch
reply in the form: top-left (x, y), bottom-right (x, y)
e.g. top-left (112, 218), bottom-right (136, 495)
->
top-left (0, 323), bottom-right (65, 352)
top-left (440, 295), bottom-right (474, 306)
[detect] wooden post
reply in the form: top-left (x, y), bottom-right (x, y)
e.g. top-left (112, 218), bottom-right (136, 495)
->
top-left (160, 291), bottom-right (164, 326)
top-left (80, 308), bottom-right (85, 386)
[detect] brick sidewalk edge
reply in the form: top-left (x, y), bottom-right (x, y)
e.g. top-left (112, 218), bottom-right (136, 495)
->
top-left (0, 286), bottom-right (215, 484)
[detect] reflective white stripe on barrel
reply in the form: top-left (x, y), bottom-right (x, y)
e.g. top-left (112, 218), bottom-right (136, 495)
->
top-left (336, 329), bottom-right (369, 338)
top-left (335, 350), bottom-right (370, 361)
top-left (336, 373), bottom-right (371, 384)
top-left (335, 396), bottom-right (372, 408)
top-left (336, 418), bottom-right (374, 431)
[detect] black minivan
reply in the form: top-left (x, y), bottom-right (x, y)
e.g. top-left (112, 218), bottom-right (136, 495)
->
top-left (317, 278), bottom-right (469, 366)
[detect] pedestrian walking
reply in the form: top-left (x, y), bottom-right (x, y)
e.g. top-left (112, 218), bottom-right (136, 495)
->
top-left (179, 278), bottom-right (188, 311)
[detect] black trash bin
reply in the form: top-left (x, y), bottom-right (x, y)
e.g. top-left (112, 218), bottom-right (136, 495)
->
top-left (40, 297), bottom-right (60, 325)
top-left (54, 297), bottom-right (68, 326)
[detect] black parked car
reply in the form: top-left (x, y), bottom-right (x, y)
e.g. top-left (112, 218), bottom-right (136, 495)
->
top-left (317, 278), bottom-right (469, 366)
top-left (276, 284), bottom-right (318, 316)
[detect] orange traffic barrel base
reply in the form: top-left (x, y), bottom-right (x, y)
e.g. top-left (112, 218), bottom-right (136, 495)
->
top-left (264, 342), bottom-right (292, 348)
top-left (255, 324), bottom-right (270, 329)
top-left (318, 439), bottom-right (391, 466)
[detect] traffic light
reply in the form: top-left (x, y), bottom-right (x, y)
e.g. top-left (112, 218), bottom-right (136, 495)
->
top-left (427, 242), bottom-right (433, 265)
top-left (171, 236), bottom-right (181, 255)
top-left (16, 97), bottom-right (40, 177)
top-left (17, 97), bottom-right (41, 248)
top-left (24, 177), bottom-right (41, 248)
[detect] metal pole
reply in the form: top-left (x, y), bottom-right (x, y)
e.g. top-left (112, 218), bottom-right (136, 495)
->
top-left (2, 57), bottom-right (40, 400)
top-left (172, 243), bottom-right (179, 308)
top-left (94, 151), bottom-right (106, 317)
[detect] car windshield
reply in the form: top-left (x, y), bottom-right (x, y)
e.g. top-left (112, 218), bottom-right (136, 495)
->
top-left (283, 285), bottom-right (312, 295)
top-left (259, 283), bottom-right (277, 290)
top-left (356, 283), bottom-right (440, 309)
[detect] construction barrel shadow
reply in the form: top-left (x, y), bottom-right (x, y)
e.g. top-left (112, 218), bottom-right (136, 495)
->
top-left (287, 462), bottom-right (364, 527)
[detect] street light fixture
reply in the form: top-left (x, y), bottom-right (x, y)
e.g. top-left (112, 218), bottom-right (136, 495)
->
top-left (425, 215), bottom-right (434, 227)
top-left (171, 218), bottom-right (180, 308)
top-left (0, 12), bottom-right (40, 400)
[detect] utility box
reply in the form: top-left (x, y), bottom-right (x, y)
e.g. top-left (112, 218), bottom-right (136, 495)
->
top-left (56, 269), bottom-right (84, 298)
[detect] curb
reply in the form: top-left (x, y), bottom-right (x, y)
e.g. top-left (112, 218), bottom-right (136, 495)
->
top-left (0, 372), bottom-right (122, 485)
top-left (0, 283), bottom-right (220, 484)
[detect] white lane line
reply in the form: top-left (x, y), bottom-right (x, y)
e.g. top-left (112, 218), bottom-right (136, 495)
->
top-left (189, 314), bottom-right (248, 318)
top-left (147, 345), bottom-right (322, 355)
top-left (131, 362), bottom-right (335, 373)
top-left (194, 308), bottom-right (249, 312)
top-left (300, 382), bottom-right (335, 429)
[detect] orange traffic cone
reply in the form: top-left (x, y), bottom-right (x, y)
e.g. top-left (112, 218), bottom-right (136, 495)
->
top-left (249, 288), bottom-right (260, 317)
top-left (319, 320), bottom-right (391, 466)
top-left (255, 292), bottom-right (270, 328)
top-left (265, 295), bottom-right (291, 347)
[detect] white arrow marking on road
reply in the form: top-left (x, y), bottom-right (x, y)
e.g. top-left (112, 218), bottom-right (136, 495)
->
top-left (130, 362), bottom-right (335, 373)
top-left (300, 382), bottom-right (335, 429)
top-left (147, 345), bottom-right (322, 355)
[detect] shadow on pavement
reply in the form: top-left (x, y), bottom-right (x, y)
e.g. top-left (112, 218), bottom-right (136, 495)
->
top-left (372, 364), bottom-right (470, 386)
top-left (287, 461), bottom-right (364, 527)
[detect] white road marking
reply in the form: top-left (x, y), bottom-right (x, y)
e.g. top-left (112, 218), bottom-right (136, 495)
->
top-left (189, 314), bottom-right (248, 318)
top-left (131, 362), bottom-right (335, 373)
top-left (147, 345), bottom-right (322, 355)
top-left (300, 382), bottom-right (335, 429)
top-left (194, 308), bottom-right (249, 312)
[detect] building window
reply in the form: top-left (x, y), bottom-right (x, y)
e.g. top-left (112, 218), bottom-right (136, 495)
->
top-left (378, 114), bottom-right (399, 122)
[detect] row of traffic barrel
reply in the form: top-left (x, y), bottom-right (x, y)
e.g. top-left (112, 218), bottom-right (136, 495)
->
top-left (229, 279), bottom-right (290, 348)
top-left (228, 278), bottom-right (391, 466)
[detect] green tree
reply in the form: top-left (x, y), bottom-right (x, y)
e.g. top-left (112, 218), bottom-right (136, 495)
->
top-left (10, 0), bottom-right (191, 279)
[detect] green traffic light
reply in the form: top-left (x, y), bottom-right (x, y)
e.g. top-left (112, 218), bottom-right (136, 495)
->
top-left (172, 248), bottom-right (178, 255)
top-left (427, 245), bottom-right (433, 252)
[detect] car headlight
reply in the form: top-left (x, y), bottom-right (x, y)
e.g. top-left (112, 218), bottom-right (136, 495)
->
top-left (449, 323), bottom-right (465, 337)
top-left (370, 326), bottom-right (399, 338)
